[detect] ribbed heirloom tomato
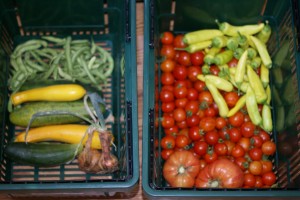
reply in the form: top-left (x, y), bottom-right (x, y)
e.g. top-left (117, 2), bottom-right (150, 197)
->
top-left (163, 150), bottom-right (201, 187)
top-left (195, 158), bottom-right (244, 188)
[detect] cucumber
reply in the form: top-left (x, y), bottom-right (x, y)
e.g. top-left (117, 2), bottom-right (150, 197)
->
top-left (5, 142), bottom-right (83, 167)
top-left (9, 101), bottom-right (106, 127)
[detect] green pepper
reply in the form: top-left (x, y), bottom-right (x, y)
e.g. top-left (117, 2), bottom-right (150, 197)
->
top-left (246, 86), bottom-right (262, 126)
top-left (260, 64), bottom-right (269, 88)
top-left (247, 65), bottom-right (267, 104)
top-left (250, 36), bottom-right (272, 68)
top-left (183, 29), bottom-right (223, 45)
top-left (214, 50), bottom-right (233, 65)
top-left (235, 50), bottom-right (248, 88)
top-left (204, 47), bottom-right (221, 65)
top-left (212, 36), bottom-right (228, 48)
top-left (257, 22), bottom-right (272, 44)
top-left (177, 40), bottom-right (212, 53)
top-left (226, 37), bottom-right (239, 51)
top-left (205, 79), bottom-right (229, 117)
top-left (250, 57), bottom-right (262, 70)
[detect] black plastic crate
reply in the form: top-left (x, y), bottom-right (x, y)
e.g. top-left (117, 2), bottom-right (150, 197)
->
top-left (143, 0), bottom-right (300, 198)
top-left (0, 0), bottom-right (139, 198)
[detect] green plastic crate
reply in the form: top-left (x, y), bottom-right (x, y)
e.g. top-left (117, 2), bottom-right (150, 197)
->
top-left (143, 0), bottom-right (300, 198)
top-left (0, 0), bottom-right (139, 197)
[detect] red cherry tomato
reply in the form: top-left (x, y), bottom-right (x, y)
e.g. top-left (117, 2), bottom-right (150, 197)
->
top-left (161, 72), bottom-right (175, 85)
top-left (177, 51), bottom-right (191, 66)
top-left (241, 121), bottom-right (256, 138)
top-left (193, 80), bottom-right (207, 92)
top-left (214, 142), bottom-right (228, 156)
top-left (161, 135), bottom-right (176, 149)
top-left (186, 114), bottom-right (200, 127)
top-left (173, 108), bottom-right (186, 122)
top-left (215, 117), bottom-right (227, 130)
top-left (224, 91), bottom-right (239, 108)
top-left (244, 173), bottom-right (256, 187)
top-left (175, 98), bottom-right (188, 108)
top-left (160, 58), bottom-right (176, 72)
top-left (231, 144), bottom-right (246, 158)
top-left (161, 102), bottom-right (175, 113)
top-left (173, 65), bottom-right (188, 80)
top-left (161, 149), bottom-right (174, 160)
top-left (160, 31), bottom-right (174, 45)
top-left (186, 88), bottom-right (199, 101)
top-left (185, 100), bottom-right (199, 115)
top-left (190, 51), bottom-right (205, 66)
top-left (160, 90), bottom-right (174, 103)
top-left (174, 86), bottom-right (188, 99)
top-left (262, 172), bottom-right (276, 186)
top-left (175, 134), bottom-right (190, 148)
top-left (188, 126), bottom-right (203, 141)
top-left (249, 147), bottom-right (263, 161)
top-left (193, 140), bottom-right (208, 156)
top-left (200, 117), bottom-right (216, 132)
top-left (261, 141), bottom-right (276, 156)
top-left (187, 66), bottom-right (202, 82)
top-left (160, 45), bottom-right (176, 59)
top-left (209, 65), bottom-right (220, 76)
top-left (173, 34), bottom-right (186, 48)
top-left (205, 130), bottom-right (219, 145)
top-left (161, 116), bottom-right (175, 129)
top-left (198, 91), bottom-right (214, 107)
top-left (228, 58), bottom-right (238, 67)
top-left (228, 111), bottom-right (245, 127)
top-left (228, 127), bottom-right (242, 143)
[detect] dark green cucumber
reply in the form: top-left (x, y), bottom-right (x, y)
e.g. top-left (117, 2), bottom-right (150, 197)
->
top-left (5, 142), bottom-right (83, 167)
top-left (9, 101), bottom-right (106, 127)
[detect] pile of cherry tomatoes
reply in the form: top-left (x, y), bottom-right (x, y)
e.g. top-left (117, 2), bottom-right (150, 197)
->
top-left (157, 31), bottom-right (277, 188)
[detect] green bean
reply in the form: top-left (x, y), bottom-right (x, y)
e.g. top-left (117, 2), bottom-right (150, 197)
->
top-left (91, 68), bottom-right (106, 81)
top-left (16, 56), bottom-right (28, 73)
top-left (24, 56), bottom-right (45, 72)
top-left (53, 66), bottom-right (59, 80)
top-left (14, 40), bottom-right (47, 55)
top-left (15, 44), bottom-right (44, 57)
top-left (88, 56), bottom-right (97, 69)
top-left (96, 46), bottom-right (114, 77)
top-left (58, 67), bottom-right (73, 80)
top-left (10, 72), bottom-right (27, 92)
top-left (77, 57), bottom-right (98, 85)
top-left (71, 39), bottom-right (90, 46)
top-left (71, 46), bottom-right (89, 63)
top-left (91, 40), bottom-right (97, 54)
top-left (65, 37), bottom-right (72, 74)
top-left (29, 51), bottom-right (49, 68)
top-left (42, 36), bottom-right (66, 44)
top-left (10, 57), bottom-right (19, 71)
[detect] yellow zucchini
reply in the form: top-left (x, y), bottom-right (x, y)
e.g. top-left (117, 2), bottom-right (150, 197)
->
top-left (14, 124), bottom-right (112, 149)
top-left (11, 84), bottom-right (86, 106)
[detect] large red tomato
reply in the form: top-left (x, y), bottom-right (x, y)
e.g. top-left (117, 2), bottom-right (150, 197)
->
top-left (163, 150), bottom-right (201, 187)
top-left (195, 158), bottom-right (244, 188)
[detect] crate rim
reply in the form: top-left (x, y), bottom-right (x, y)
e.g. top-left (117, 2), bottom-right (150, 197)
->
top-left (142, 0), bottom-right (300, 197)
top-left (0, 0), bottom-right (139, 192)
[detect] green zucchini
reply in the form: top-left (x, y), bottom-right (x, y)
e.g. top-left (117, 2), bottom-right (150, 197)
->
top-left (282, 77), bottom-right (295, 105)
top-left (9, 100), bottom-right (106, 127)
top-left (5, 142), bottom-right (83, 167)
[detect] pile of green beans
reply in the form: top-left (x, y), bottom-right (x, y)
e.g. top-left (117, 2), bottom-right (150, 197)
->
top-left (9, 36), bottom-right (114, 92)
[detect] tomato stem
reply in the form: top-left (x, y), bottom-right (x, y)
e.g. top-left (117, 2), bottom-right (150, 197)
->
top-left (178, 166), bottom-right (185, 174)
top-left (210, 180), bottom-right (220, 188)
